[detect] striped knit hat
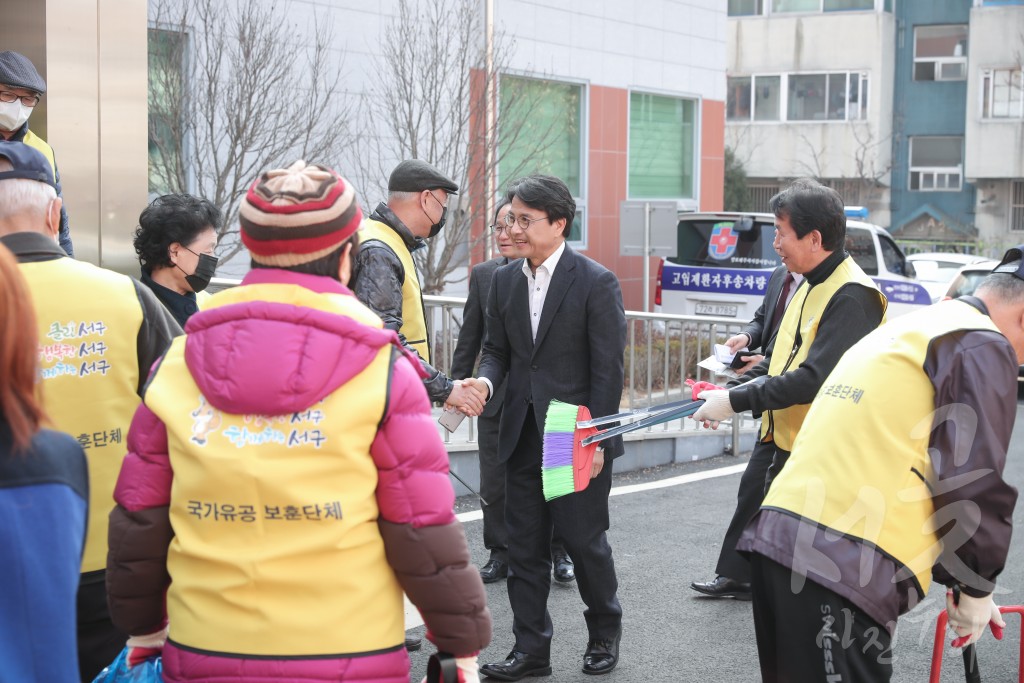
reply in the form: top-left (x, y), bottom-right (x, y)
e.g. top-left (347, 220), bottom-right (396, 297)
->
top-left (239, 160), bottom-right (362, 267)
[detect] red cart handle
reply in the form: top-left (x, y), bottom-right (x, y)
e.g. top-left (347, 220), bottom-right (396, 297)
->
top-left (930, 605), bottom-right (1024, 683)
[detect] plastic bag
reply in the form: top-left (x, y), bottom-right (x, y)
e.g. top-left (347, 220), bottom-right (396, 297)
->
top-left (91, 647), bottom-right (163, 683)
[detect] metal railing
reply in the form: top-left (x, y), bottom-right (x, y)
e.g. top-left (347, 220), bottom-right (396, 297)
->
top-left (205, 278), bottom-right (753, 453)
top-left (424, 294), bottom-right (753, 450)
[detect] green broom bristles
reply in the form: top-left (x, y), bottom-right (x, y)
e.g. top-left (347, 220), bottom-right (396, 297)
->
top-left (542, 400), bottom-right (580, 501)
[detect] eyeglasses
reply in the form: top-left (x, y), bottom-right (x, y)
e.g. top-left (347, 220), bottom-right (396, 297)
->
top-left (499, 212), bottom-right (549, 233)
top-left (0, 90), bottom-right (40, 108)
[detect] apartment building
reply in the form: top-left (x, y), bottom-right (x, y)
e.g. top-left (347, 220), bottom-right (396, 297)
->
top-left (726, 0), bottom-right (1024, 255)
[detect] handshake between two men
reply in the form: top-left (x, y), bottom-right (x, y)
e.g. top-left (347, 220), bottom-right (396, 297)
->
top-left (445, 377), bottom-right (490, 417)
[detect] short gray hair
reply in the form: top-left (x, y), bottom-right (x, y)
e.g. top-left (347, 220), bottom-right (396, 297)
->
top-left (388, 190), bottom-right (420, 203)
top-left (0, 158), bottom-right (56, 221)
top-left (977, 268), bottom-right (1024, 303)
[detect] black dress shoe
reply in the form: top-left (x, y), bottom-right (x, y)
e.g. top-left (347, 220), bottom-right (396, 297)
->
top-left (404, 635), bottom-right (422, 651)
top-left (480, 650), bottom-right (552, 681)
top-left (582, 630), bottom-right (621, 675)
top-left (552, 551), bottom-right (575, 584)
top-left (480, 557), bottom-right (509, 583)
top-left (690, 575), bottom-right (752, 600)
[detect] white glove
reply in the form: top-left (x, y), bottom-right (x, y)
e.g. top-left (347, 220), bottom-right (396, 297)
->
top-left (126, 625), bottom-right (168, 667)
top-left (455, 656), bottom-right (479, 683)
top-left (420, 655), bottom-right (479, 683)
top-left (946, 591), bottom-right (1005, 648)
top-left (693, 390), bottom-right (735, 426)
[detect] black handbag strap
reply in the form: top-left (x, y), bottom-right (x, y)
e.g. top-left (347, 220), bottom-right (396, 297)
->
top-left (426, 653), bottom-right (460, 683)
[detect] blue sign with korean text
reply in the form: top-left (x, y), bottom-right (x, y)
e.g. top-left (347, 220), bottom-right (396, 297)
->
top-left (661, 264), bottom-right (770, 295)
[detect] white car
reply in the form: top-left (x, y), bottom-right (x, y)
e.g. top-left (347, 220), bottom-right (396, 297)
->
top-left (654, 212), bottom-right (931, 321)
top-left (907, 252), bottom-right (990, 302)
top-left (941, 260), bottom-right (1000, 300)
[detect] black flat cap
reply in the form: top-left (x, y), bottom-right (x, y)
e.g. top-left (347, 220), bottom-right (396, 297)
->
top-left (0, 51), bottom-right (45, 94)
top-left (388, 159), bottom-right (459, 195)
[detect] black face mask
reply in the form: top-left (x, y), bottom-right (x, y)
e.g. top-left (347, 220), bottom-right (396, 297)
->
top-left (424, 192), bottom-right (448, 238)
top-left (177, 246), bottom-right (219, 293)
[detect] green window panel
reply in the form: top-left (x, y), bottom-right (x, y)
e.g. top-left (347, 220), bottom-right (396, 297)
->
top-left (628, 92), bottom-right (695, 199)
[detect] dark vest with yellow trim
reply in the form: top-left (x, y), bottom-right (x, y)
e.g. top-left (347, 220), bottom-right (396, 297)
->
top-left (358, 218), bottom-right (431, 362)
top-left (763, 256), bottom-right (886, 450)
top-left (763, 299), bottom-right (1001, 597)
top-left (21, 258), bottom-right (144, 573)
top-left (143, 284), bottom-right (404, 657)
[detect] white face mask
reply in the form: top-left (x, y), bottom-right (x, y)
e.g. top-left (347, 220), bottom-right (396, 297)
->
top-left (0, 99), bottom-right (32, 132)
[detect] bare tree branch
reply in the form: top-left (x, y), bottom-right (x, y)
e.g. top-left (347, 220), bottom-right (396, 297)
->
top-left (352, 0), bottom-right (571, 294)
top-left (148, 0), bottom-right (353, 268)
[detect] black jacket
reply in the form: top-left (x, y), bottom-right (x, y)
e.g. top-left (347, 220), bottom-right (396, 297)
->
top-left (740, 264), bottom-right (790, 353)
top-left (451, 256), bottom-right (508, 418)
top-left (478, 246), bottom-right (627, 460)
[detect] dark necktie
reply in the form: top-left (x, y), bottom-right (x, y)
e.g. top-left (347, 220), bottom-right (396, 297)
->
top-left (767, 272), bottom-right (795, 343)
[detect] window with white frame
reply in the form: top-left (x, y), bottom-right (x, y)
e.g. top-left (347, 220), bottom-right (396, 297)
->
top-left (772, 0), bottom-right (874, 11)
top-left (914, 25), bottom-right (968, 81)
top-left (982, 69), bottom-right (1024, 118)
top-left (1012, 180), bottom-right (1024, 232)
top-left (728, 0), bottom-right (764, 15)
top-left (727, 72), bottom-right (867, 122)
top-left (628, 92), bottom-right (697, 200)
top-left (148, 27), bottom-right (187, 196)
top-left (909, 137), bottom-right (963, 191)
top-left (498, 75), bottom-right (586, 244)
top-left (730, 0), bottom-right (884, 14)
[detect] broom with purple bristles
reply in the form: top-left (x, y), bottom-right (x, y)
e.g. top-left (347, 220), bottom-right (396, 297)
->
top-left (542, 397), bottom-right (705, 501)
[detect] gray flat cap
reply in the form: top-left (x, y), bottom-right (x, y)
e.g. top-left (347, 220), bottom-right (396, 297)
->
top-left (0, 51), bottom-right (45, 94)
top-left (388, 159), bottom-right (459, 195)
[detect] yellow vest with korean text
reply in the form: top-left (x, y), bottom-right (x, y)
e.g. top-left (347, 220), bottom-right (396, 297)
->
top-left (23, 129), bottom-right (57, 182)
top-left (20, 258), bottom-right (144, 573)
top-left (358, 218), bottom-right (431, 362)
top-left (763, 256), bottom-right (886, 450)
top-left (143, 283), bottom-right (403, 657)
top-left (763, 299), bottom-right (1000, 597)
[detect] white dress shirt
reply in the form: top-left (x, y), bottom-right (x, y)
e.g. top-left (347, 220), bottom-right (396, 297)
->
top-left (477, 241), bottom-right (567, 401)
top-left (522, 241), bottom-right (567, 341)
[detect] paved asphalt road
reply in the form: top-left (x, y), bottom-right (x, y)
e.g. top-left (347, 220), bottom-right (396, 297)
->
top-left (407, 404), bottom-right (1024, 682)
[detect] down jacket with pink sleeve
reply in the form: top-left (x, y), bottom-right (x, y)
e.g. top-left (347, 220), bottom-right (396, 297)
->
top-left (106, 268), bottom-right (490, 682)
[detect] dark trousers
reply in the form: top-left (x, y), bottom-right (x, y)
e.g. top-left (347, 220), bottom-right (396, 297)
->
top-left (78, 574), bottom-right (127, 682)
top-left (479, 411), bottom-right (565, 562)
top-left (504, 408), bottom-right (621, 658)
top-left (715, 439), bottom-right (781, 582)
top-left (750, 554), bottom-right (893, 683)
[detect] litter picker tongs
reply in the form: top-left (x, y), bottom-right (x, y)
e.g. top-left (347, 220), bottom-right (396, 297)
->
top-left (575, 397), bottom-right (706, 447)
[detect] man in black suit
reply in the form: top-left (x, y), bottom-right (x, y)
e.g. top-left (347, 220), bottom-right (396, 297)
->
top-left (451, 199), bottom-right (575, 586)
top-left (723, 264), bottom-right (800, 374)
top-left (470, 175), bottom-right (626, 680)
top-left (690, 263), bottom-right (800, 600)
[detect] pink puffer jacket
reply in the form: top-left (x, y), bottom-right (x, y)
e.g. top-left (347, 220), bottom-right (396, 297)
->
top-left (106, 269), bottom-right (490, 682)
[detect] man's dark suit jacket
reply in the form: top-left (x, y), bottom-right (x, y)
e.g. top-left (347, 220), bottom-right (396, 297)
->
top-left (478, 245), bottom-right (627, 461)
top-left (451, 256), bottom-right (507, 419)
top-left (741, 264), bottom-right (790, 353)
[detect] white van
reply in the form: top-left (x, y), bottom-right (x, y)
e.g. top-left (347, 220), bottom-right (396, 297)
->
top-left (654, 212), bottom-right (931, 322)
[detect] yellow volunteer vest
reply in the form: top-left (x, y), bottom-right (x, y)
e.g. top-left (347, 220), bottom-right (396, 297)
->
top-left (196, 290), bottom-right (212, 309)
top-left (763, 257), bottom-right (886, 450)
top-left (20, 258), bottom-right (144, 573)
top-left (358, 218), bottom-right (431, 362)
top-left (22, 129), bottom-right (57, 182)
top-left (764, 299), bottom-right (1001, 597)
top-left (144, 283), bottom-right (403, 657)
